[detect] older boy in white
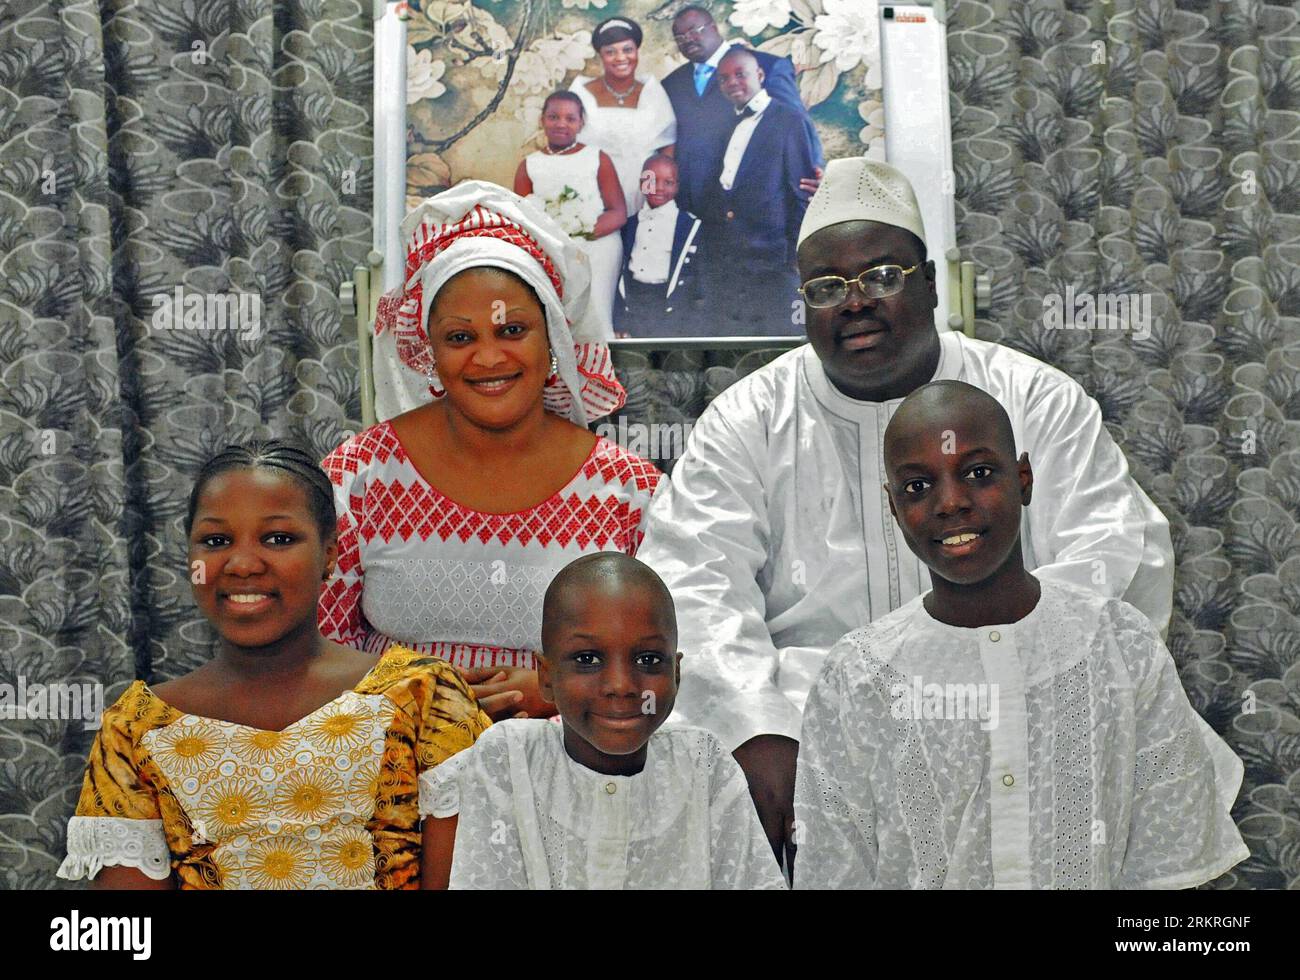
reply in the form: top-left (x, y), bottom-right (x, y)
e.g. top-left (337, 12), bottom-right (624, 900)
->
top-left (793, 580), bottom-right (1248, 888)
top-left (792, 382), bottom-right (1245, 889)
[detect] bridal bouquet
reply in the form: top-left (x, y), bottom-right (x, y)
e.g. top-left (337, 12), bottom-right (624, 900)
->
top-left (539, 185), bottom-right (600, 240)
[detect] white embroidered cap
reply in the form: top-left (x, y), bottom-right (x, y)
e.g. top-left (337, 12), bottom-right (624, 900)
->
top-left (797, 158), bottom-right (927, 248)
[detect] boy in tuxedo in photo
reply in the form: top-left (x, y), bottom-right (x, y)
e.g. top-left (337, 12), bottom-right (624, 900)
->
top-left (663, 5), bottom-right (823, 216)
top-left (697, 47), bottom-right (818, 336)
top-left (615, 154), bottom-right (705, 338)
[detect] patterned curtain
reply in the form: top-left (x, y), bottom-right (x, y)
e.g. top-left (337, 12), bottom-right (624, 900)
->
top-left (0, 0), bottom-right (370, 887)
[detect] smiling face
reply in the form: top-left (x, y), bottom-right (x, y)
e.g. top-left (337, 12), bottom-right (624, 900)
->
top-left (883, 385), bottom-right (1032, 589)
top-left (598, 39), bottom-right (639, 84)
top-left (541, 95), bottom-right (583, 150)
top-left (189, 468), bottom-right (337, 651)
top-left (798, 220), bottom-right (941, 402)
top-left (539, 570), bottom-right (681, 776)
top-left (428, 267), bottom-right (551, 431)
top-left (641, 157), bottom-right (679, 208)
top-left (717, 50), bottom-right (764, 106)
top-left (672, 9), bottom-right (722, 63)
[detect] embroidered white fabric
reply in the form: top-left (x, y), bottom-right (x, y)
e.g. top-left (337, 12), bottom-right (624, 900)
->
top-left (57, 816), bottom-right (171, 881)
top-left (793, 580), bottom-right (1250, 889)
top-left (363, 556), bottom-right (558, 657)
top-left (636, 334), bottom-right (1176, 753)
top-left (420, 719), bottom-right (787, 890)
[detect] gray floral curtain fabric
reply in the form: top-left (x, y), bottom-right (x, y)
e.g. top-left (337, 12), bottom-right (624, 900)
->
top-left (609, 0), bottom-right (1299, 889)
top-left (0, 0), bottom-right (370, 887)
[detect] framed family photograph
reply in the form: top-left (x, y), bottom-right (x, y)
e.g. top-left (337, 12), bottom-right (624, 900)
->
top-left (401, 0), bottom-right (884, 341)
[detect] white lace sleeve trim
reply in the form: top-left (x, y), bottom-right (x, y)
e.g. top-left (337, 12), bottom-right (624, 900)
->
top-left (57, 816), bottom-right (171, 881)
top-left (418, 764), bottom-right (462, 819)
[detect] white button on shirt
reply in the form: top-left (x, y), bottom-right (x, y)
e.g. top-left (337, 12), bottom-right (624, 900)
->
top-left (978, 621), bottom-right (1031, 887)
top-left (628, 200), bottom-right (678, 285)
top-left (719, 89), bottom-right (772, 191)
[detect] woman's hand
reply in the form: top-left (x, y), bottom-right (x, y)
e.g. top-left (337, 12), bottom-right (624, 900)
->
top-left (461, 666), bottom-right (558, 721)
top-left (798, 165), bottom-right (825, 196)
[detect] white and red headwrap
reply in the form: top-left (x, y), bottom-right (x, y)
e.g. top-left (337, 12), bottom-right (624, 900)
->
top-left (372, 181), bottom-right (625, 426)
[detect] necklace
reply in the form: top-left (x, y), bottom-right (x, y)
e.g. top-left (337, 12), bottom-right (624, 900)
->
top-left (600, 76), bottom-right (641, 106)
top-left (542, 141), bottom-right (581, 155)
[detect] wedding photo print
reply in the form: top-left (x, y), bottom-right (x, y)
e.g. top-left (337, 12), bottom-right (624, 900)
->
top-left (404, 0), bottom-right (878, 338)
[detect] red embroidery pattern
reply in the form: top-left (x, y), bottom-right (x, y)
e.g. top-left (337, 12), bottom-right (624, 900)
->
top-left (318, 577), bottom-right (363, 646)
top-left (322, 424), bottom-right (408, 488)
top-left (318, 428), bottom-right (660, 653)
top-left (374, 288), bottom-right (404, 336)
top-left (326, 426), bottom-right (659, 550)
top-left (582, 444), bottom-right (660, 492)
top-left (359, 485), bottom-right (641, 550)
top-left (362, 636), bottom-right (535, 671)
top-left (406, 204), bottom-right (564, 298)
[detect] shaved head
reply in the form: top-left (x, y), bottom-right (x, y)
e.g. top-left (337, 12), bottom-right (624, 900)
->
top-left (541, 553), bottom-right (677, 655)
top-left (884, 381), bottom-right (1017, 477)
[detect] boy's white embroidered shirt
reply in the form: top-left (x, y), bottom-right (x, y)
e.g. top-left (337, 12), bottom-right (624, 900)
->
top-left (793, 580), bottom-right (1249, 889)
top-left (420, 719), bottom-right (788, 890)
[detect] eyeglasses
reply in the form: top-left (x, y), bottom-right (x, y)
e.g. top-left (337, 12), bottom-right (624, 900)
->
top-left (799, 263), bottom-right (921, 308)
top-left (672, 23), bottom-right (709, 42)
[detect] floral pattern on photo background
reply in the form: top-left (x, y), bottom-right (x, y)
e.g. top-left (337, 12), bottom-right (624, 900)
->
top-left (402, 0), bottom-right (883, 205)
top-left (0, 0), bottom-right (371, 888)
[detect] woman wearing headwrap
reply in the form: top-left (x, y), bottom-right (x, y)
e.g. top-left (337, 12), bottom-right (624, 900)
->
top-left (321, 182), bottom-right (661, 720)
top-left (569, 17), bottom-right (677, 218)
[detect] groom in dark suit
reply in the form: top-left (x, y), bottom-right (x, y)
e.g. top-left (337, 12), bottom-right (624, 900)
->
top-left (662, 4), bottom-right (823, 217)
top-left (695, 47), bottom-right (818, 336)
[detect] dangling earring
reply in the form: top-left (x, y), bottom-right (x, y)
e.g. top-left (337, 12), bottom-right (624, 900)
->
top-left (547, 350), bottom-right (558, 384)
top-left (425, 358), bottom-right (445, 398)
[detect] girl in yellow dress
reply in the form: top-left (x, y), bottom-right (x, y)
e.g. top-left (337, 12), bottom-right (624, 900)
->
top-left (57, 441), bottom-right (490, 889)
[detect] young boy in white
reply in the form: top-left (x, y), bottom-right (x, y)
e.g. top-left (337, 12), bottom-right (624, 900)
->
top-left (420, 553), bottom-right (787, 889)
top-left (794, 381), bottom-right (1249, 889)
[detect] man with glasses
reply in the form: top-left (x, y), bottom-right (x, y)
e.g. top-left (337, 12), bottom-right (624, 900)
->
top-left (662, 5), bottom-right (823, 217)
top-left (637, 158), bottom-right (1174, 869)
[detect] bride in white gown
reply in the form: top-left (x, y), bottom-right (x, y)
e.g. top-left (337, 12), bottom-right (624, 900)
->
top-left (568, 17), bottom-right (677, 217)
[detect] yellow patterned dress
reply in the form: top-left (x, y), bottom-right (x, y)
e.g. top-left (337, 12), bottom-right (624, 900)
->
top-left (57, 649), bottom-right (490, 889)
